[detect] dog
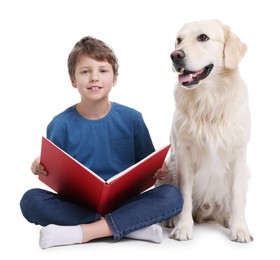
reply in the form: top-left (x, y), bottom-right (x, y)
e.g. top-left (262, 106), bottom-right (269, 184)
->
top-left (157, 19), bottom-right (253, 243)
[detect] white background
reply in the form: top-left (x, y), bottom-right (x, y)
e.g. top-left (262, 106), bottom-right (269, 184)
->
top-left (1, 0), bottom-right (279, 258)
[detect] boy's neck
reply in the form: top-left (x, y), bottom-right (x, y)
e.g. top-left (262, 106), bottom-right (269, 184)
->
top-left (76, 101), bottom-right (111, 120)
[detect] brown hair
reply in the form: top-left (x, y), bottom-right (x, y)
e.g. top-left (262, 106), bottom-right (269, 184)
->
top-left (67, 36), bottom-right (119, 81)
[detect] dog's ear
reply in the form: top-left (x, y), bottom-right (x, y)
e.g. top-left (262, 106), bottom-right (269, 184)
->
top-left (223, 25), bottom-right (247, 69)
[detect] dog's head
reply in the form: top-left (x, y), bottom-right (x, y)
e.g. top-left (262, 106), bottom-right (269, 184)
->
top-left (171, 19), bottom-right (247, 89)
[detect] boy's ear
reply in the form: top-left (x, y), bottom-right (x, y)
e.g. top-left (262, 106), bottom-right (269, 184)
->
top-left (113, 76), bottom-right (118, 86)
top-left (71, 79), bottom-right (77, 88)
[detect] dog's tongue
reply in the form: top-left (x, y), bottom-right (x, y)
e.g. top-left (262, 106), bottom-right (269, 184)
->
top-left (179, 68), bottom-right (204, 84)
top-left (179, 74), bottom-right (193, 84)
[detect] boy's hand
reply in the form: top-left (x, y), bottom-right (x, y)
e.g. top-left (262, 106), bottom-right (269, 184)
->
top-left (153, 162), bottom-right (169, 180)
top-left (31, 156), bottom-right (48, 176)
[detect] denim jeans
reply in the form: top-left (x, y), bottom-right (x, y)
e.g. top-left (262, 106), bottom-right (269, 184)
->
top-left (20, 184), bottom-right (183, 240)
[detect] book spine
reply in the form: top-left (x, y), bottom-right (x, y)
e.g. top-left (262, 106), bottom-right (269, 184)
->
top-left (97, 184), bottom-right (110, 216)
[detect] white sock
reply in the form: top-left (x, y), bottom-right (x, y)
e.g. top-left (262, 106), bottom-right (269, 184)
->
top-left (39, 224), bottom-right (83, 249)
top-left (125, 224), bottom-right (163, 243)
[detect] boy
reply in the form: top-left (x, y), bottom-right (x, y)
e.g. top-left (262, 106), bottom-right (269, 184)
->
top-left (20, 36), bottom-right (183, 249)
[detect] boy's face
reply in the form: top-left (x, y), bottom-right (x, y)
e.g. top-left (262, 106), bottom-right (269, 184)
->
top-left (72, 54), bottom-right (117, 102)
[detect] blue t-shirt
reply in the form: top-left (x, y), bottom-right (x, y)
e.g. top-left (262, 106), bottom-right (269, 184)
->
top-left (46, 102), bottom-right (155, 180)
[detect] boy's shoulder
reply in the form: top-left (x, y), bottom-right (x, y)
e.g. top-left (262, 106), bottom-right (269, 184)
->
top-left (55, 105), bottom-right (75, 116)
top-left (112, 102), bottom-right (141, 115)
top-left (49, 105), bottom-right (76, 123)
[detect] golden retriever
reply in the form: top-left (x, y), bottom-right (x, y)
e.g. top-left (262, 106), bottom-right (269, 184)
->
top-left (157, 19), bottom-right (253, 243)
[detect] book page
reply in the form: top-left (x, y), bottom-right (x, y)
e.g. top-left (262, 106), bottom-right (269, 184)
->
top-left (106, 144), bottom-right (170, 184)
top-left (42, 137), bottom-right (105, 182)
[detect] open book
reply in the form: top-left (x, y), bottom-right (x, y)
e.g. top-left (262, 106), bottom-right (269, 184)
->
top-left (39, 137), bottom-right (171, 215)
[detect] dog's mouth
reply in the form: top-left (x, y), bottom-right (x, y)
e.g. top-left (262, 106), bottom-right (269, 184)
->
top-left (177, 64), bottom-right (214, 87)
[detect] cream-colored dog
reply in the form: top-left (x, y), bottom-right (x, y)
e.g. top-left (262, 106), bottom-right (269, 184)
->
top-left (158, 19), bottom-right (253, 243)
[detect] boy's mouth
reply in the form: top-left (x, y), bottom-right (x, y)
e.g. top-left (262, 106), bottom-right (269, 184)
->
top-left (87, 86), bottom-right (103, 90)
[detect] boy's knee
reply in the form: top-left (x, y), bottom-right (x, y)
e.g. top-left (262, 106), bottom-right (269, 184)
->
top-left (159, 185), bottom-right (183, 207)
top-left (20, 188), bottom-right (42, 219)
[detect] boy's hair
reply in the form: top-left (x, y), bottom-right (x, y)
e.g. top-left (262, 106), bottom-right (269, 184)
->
top-left (67, 36), bottom-right (119, 81)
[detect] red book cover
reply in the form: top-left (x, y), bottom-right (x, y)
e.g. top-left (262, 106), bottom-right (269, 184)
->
top-left (39, 137), bottom-right (170, 215)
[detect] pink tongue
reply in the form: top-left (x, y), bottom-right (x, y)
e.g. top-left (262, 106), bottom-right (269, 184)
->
top-left (179, 74), bottom-right (193, 84)
top-left (179, 68), bottom-right (204, 84)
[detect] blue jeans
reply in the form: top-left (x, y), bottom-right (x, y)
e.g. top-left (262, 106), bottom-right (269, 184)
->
top-left (20, 185), bottom-right (183, 240)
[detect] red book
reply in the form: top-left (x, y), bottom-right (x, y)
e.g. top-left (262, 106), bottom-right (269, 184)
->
top-left (39, 137), bottom-right (171, 215)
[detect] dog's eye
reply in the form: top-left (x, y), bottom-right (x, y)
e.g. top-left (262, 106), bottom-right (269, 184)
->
top-left (197, 34), bottom-right (209, 42)
top-left (176, 37), bottom-right (182, 45)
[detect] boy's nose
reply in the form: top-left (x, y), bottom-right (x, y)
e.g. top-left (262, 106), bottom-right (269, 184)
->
top-left (90, 73), bottom-right (98, 81)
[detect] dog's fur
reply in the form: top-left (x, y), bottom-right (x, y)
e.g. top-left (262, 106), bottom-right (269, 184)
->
top-left (157, 19), bottom-right (253, 243)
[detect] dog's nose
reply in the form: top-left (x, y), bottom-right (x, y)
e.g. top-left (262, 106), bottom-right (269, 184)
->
top-left (170, 50), bottom-right (185, 62)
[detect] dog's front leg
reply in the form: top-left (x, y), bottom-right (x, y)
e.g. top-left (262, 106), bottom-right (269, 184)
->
top-left (230, 149), bottom-right (253, 243)
top-left (170, 157), bottom-right (194, 241)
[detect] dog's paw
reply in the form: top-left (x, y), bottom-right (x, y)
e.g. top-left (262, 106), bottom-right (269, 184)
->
top-left (169, 224), bottom-right (193, 241)
top-left (230, 226), bottom-right (253, 243)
